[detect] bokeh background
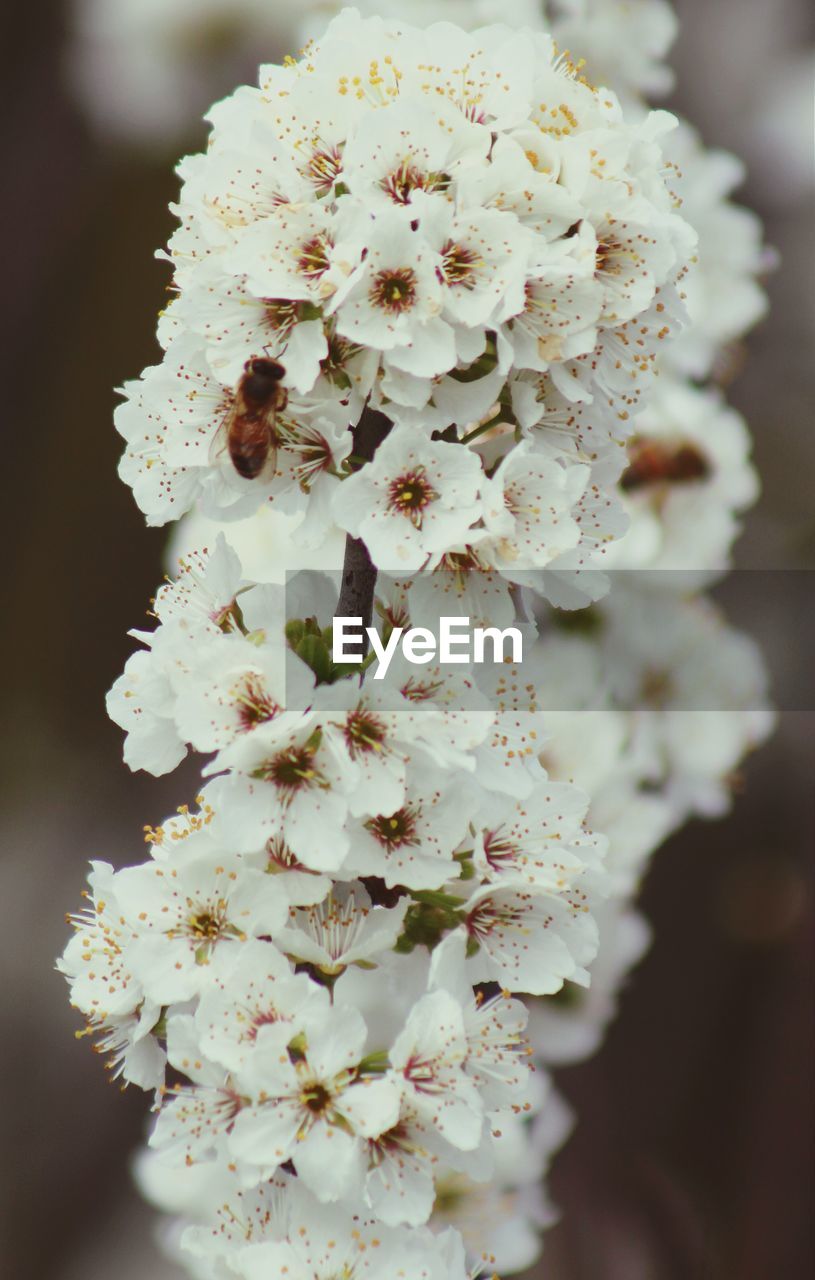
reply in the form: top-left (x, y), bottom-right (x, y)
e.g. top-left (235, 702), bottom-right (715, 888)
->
top-left (1, 1), bottom-right (812, 1277)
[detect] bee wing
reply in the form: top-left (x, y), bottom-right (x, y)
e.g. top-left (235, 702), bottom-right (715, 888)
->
top-left (255, 409), bottom-right (282, 484)
top-left (210, 401), bottom-right (237, 467)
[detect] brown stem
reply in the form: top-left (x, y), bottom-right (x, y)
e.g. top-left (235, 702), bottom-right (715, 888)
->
top-left (336, 535), bottom-right (378, 634)
top-left (335, 407), bottom-right (392, 649)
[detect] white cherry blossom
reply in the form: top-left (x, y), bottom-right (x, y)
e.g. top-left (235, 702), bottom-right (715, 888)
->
top-left (333, 431), bottom-right (483, 571)
top-left (227, 1005), bottom-right (402, 1201)
top-left (192, 939), bottom-right (329, 1072)
top-left (430, 933), bottom-right (532, 1109)
top-left (471, 781), bottom-right (607, 892)
top-left (213, 713), bottom-right (354, 871)
top-left (113, 832), bottom-right (289, 1005)
top-left (58, 861), bottom-right (165, 1090)
top-left (343, 765), bottom-right (472, 891)
top-left (480, 442), bottom-right (592, 573)
top-left (275, 884), bottom-right (409, 977)
top-left (460, 882), bottom-right (600, 996)
top-left (389, 989), bottom-right (486, 1152)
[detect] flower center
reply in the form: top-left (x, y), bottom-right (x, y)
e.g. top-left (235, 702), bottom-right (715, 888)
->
top-left (266, 836), bottom-right (312, 875)
top-left (505, 484), bottom-right (541, 521)
top-left (186, 903), bottom-right (229, 941)
top-left (260, 742), bottom-right (326, 798)
top-left (381, 160), bottom-right (426, 204)
top-left (370, 267), bottom-right (418, 315)
top-left (366, 805), bottom-right (420, 851)
top-left (403, 1053), bottom-right (443, 1094)
top-left (321, 330), bottom-right (361, 386)
top-left (595, 235), bottom-right (624, 275)
top-left (235, 675), bottom-right (280, 731)
top-left (595, 232), bottom-right (641, 278)
top-left (343, 708), bottom-right (388, 756)
top-left (211, 597), bottom-right (245, 635)
top-left (386, 467), bottom-right (439, 526)
top-left (297, 234), bottom-right (333, 280)
top-left (467, 899), bottom-right (527, 941)
top-left (482, 829), bottom-right (521, 871)
top-left (368, 1120), bottom-right (419, 1163)
top-left (263, 298), bottom-right (301, 339)
top-left (276, 420), bottom-right (335, 487)
top-left (305, 142), bottom-right (344, 196)
top-left (400, 676), bottom-right (445, 702)
top-left (380, 161), bottom-right (449, 205)
top-left (440, 547), bottom-right (491, 577)
top-left (180, 901), bottom-right (241, 962)
top-left (300, 1081), bottom-right (333, 1114)
top-left (441, 239), bottom-right (480, 288)
top-left (463, 100), bottom-right (488, 126)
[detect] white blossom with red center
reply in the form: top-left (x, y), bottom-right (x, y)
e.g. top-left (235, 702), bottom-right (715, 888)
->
top-left (459, 883), bottom-right (599, 996)
top-left (332, 432), bottom-right (483, 571)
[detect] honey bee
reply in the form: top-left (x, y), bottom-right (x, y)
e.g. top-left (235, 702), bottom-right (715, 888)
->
top-left (225, 358), bottom-right (288, 480)
top-left (621, 437), bottom-right (710, 492)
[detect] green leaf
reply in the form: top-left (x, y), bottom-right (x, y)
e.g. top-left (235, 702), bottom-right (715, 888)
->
top-left (358, 1050), bottom-right (391, 1075)
top-left (410, 890), bottom-right (467, 910)
top-left (285, 618), bottom-right (307, 648)
top-left (296, 635), bottom-right (334, 684)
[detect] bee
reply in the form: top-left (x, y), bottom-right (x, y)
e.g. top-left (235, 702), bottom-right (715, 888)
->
top-left (225, 358), bottom-right (288, 480)
top-left (621, 437), bottom-right (710, 492)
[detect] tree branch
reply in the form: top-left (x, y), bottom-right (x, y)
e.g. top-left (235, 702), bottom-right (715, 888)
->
top-left (335, 406), bottom-right (392, 649)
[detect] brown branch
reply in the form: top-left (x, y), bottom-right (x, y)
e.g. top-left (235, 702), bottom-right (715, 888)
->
top-left (335, 406), bottom-right (392, 649)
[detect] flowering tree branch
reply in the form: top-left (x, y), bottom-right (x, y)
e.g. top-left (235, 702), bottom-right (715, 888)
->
top-left (58, 6), bottom-right (774, 1279)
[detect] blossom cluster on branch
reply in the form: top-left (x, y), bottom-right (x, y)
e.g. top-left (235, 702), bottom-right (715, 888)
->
top-left (60, 4), bottom-right (773, 1277)
top-left (115, 7), bottom-right (694, 602)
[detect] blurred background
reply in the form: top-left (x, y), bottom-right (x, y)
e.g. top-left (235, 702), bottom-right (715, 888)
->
top-left (0, 1), bottom-right (812, 1277)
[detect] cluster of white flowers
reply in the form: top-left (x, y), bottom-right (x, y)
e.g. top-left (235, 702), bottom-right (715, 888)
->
top-left (114, 6), bottom-right (696, 607)
top-left (61, 5), bottom-right (774, 1278)
top-left (64, 525), bottom-right (613, 1275)
top-left (69, 0), bottom-right (675, 146)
